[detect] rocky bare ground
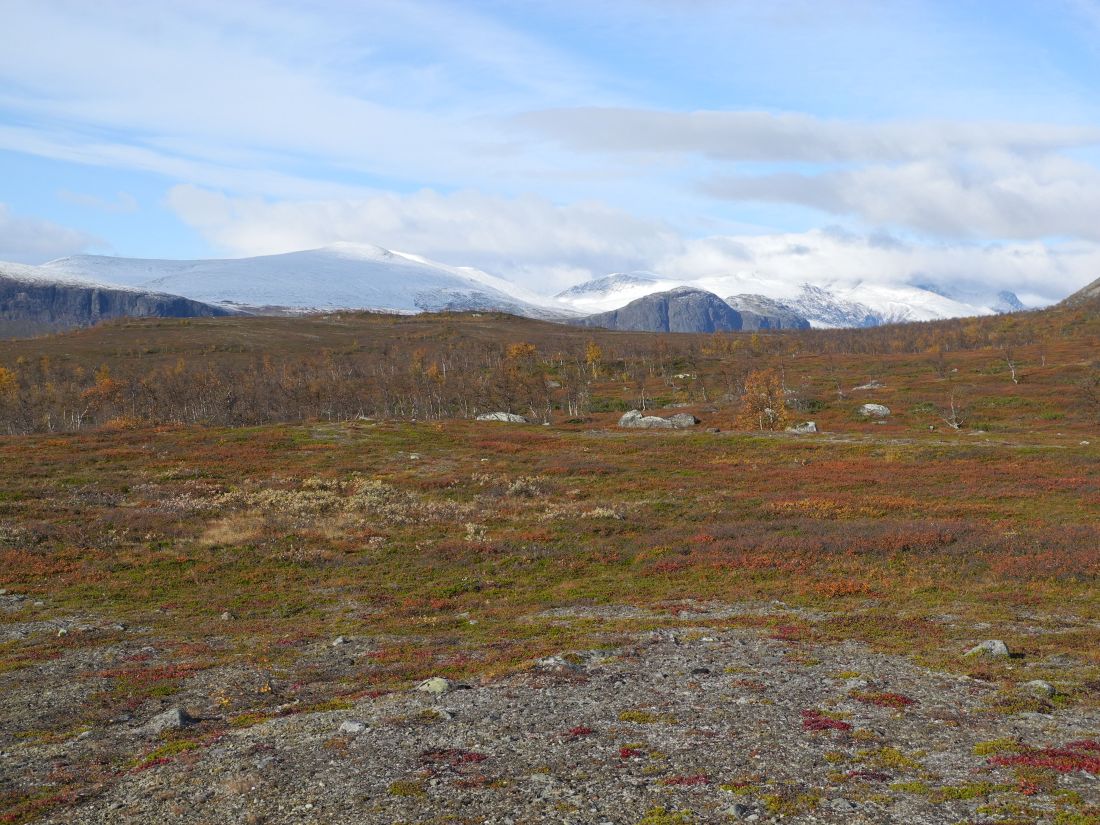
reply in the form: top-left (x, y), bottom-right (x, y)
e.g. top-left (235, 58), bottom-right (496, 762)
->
top-left (3, 596), bottom-right (1098, 824)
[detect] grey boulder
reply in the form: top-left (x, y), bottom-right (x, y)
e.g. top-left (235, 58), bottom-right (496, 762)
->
top-left (476, 412), bottom-right (529, 423)
top-left (964, 639), bottom-right (1010, 658)
top-left (619, 410), bottom-right (698, 429)
top-left (786, 421), bottom-right (818, 434)
top-left (857, 403), bottom-right (891, 418)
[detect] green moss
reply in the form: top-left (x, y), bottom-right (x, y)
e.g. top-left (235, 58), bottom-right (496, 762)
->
top-left (636, 806), bottom-right (695, 825)
top-left (890, 780), bottom-right (931, 795)
top-left (761, 789), bottom-right (820, 816)
top-left (931, 781), bottom-right (1011, 802)
top-left (973, 738), bottom-right (1025, 756)
top-left (857, 746), bottom-right (922, 772)
top-left (618, 709), bottom-right (660, 724)
top-left (388, 780), bottom-right (427, 798)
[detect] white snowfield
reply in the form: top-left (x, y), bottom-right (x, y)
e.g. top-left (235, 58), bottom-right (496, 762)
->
top-left (4, 242), bottom-right (1022, 327)
top-left (555, 270), bottom-right (1006, 327)
top-left (34, 243), bottom-right (573, 319)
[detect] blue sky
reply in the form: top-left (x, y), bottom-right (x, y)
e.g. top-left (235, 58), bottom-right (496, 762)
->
top-left (2, 0), bottom-right (1100, 302)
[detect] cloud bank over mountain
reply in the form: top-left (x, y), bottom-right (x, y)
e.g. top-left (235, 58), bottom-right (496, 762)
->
top-left (3, 1), bottom-right (1100, 305)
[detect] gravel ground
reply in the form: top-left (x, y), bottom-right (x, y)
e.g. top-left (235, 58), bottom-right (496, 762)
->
top-left (20, 623), bottom-right (1098, 825)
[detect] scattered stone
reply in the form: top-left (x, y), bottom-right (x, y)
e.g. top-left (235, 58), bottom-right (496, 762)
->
top-left (415, 676), bottom-right (452, 695)
top-left (786, 421), bottom-right (817, 434)
top-left (1023, 679), bottom-right (1055, 698)
top-left (964, 639), bottom-right (1010, 658)
top-left (706, 427), bottom-right (721, 433)
top-left (332, 636), bottom-right (348, 646)
top-left (857, 403), bottom-right (891, 418)
top-left (618, 410), bottom-right (673, 429)
top-left (667, 413), bottom-right (700, 428)
top-left (534, 655), bottom-right (583, 674)
top-left (722, 803), bottom-right (752, 819)
top-left (139, 707), bottom-right (197, 736)
top-left (852, 381), bottom-right (885, 391)
top-left (475, 412), bottom-right (529, 423)
top-left (337, 721), bottom-right (366, 735)
top-left (619, 410), bottom-right (699, 429)
top-left (220, 611), bottom-right (234, 621)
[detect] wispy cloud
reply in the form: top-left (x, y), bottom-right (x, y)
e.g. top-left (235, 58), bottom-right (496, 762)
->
top-left (58, 190), bottom-right (139, 214)
top-left (517, 108), bottom-right (1100, 162)
top-left (167, 184), bottom-right (1099, 304)
top-left (0, 204), bottom-right (102, 263)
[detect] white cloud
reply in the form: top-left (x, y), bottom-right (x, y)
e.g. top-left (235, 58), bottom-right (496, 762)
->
top-left (166, 185), bottom-right (682, 292)
top-left (517, 108), bottom-right (1100, 163)
top-left (658, 230), bottom-right (1100, 306)
top-left (0, 1), bottom-right (606, 196)
top-left (167, 185), bottom-right (1097, 305)
top-left (0, 204), bottom-right (101, 263)
top-left (703, 153), bottom-right (1100, 241)
top-left (58, 190), bottom-right (139, 214)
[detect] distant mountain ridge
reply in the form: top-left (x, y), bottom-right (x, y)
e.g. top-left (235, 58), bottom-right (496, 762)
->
top-left (0, 261), bottom-right (234, 337)
top-left (37, 243), bottom-right (572, 321)
top-left (0, 242), bottom-right (1040, 335)
top-left (723, 294), bottom-right (811, 331)
top-left (576, 287), bottom-right (746, 333)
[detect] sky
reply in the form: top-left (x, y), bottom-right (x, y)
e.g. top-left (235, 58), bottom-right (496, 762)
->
top-left (2, 0), bottom-right (1100, 304)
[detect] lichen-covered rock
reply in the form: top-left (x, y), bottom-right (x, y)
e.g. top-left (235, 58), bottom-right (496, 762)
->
top-left (619, 410), bottom-right (698, 429)
top-left (667, 413), bottom-right (699, 429)
top-left (137, 707), bottom-right (196, 737)
top-left (857, 403), bottom-right (891, 418)
top-left (475, 412), bottom-right (529, 423)
top-left (415, 676), bottom-right (452, 695)
top-left (1023, 679), bottom-right (1055, 697)
top-left (964, 639), bottom-right (1010, 658)
top-left (618, 410), bottom-right (673, 429)
top-left (786, 421), bottom-right (818, 434)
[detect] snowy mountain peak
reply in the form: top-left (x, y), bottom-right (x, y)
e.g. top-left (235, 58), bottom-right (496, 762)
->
top-left (20, 244), bottom-right (1026, 328)
top-left (555, 272), bottom-right (661, 299)
top-left (35, 246), bottom-right (570, 319)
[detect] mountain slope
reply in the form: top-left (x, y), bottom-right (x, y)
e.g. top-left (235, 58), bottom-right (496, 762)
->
top-left (723, 294), bottom-right (810, 330)
top-left (554, 273), bottom-right (675, 314)
top-left (1061, 276), bottom-right (1100, 307)
top-left (39, 243), bottom-right (569, 320)
top-left (577, 287), bottom-right (743, 333)
top-left (558, 272), bottom-right (1000, 328)
top-left (0, 261), bottom-right (235, 338)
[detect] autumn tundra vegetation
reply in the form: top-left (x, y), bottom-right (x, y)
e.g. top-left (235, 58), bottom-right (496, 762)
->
top-left (0, 298), bottom-right (1098, 823)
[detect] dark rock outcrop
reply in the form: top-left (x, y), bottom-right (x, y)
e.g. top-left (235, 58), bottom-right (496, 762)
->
top-left (578, 287), bottom-right (743, 333)
top-left (0, 274), bottom-right (236, 337)
top-left (724, 294), bottom-right (811, 330)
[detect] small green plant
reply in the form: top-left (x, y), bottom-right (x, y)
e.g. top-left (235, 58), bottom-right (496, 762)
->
top-left (636, 806), bottom-right (695, 825)
top-left (388, 780), bottom-right (426, 798)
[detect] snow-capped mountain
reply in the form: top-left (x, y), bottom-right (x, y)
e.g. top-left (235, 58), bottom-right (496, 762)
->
top-left (554, 272), bottom-right (677, 313)
top-left (37, 243), bottom-right (572, 320)
top-left (558, 271), bottom-right (1010, 328)
top-left (0, 259), bottom-right (234, 336)
top-left (14, 242), bottom-right (1029, 330)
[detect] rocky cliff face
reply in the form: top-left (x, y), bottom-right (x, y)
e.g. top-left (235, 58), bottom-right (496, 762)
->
top-left (724, 294), bottom-right (811, 330)
top-left (0, 273), bottom-right (236, 337)
top-left (577, 287), bottom-right (744, 333)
